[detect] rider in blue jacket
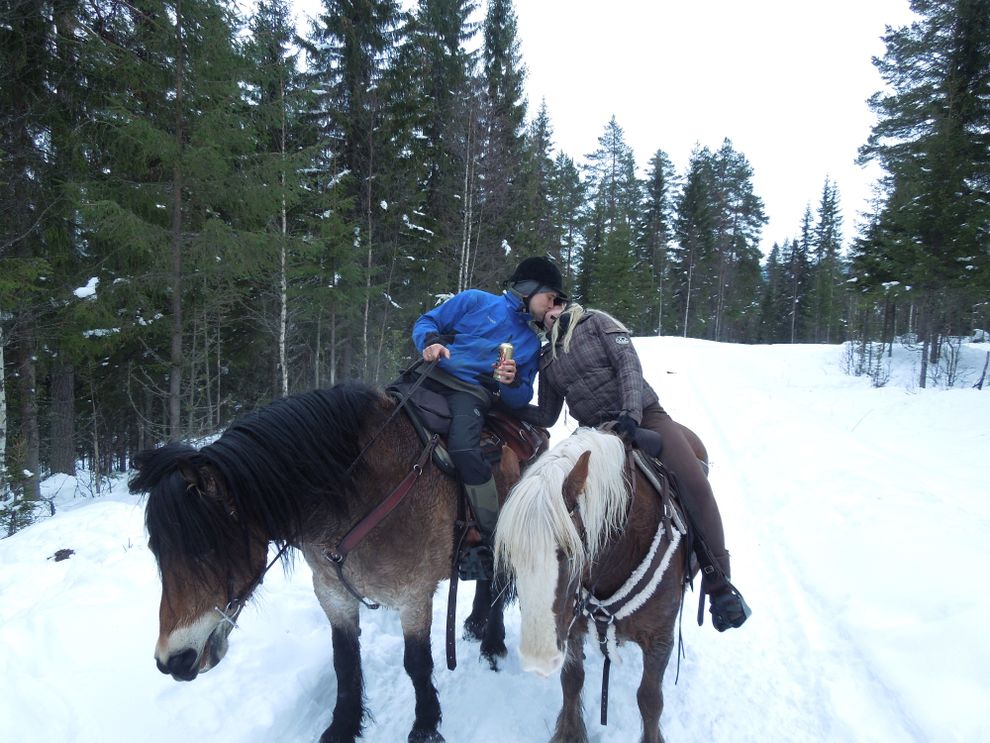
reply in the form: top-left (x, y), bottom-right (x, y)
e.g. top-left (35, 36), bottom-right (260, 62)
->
top-left (413, 257), bottom-right (567, 578)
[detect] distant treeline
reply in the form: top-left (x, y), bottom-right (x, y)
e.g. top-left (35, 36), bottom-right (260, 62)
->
top-left (1, 0), bottom-right (988, 532)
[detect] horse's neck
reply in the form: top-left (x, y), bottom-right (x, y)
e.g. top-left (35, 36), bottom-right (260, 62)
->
top-left (586, 473), bottom-right (661, 597)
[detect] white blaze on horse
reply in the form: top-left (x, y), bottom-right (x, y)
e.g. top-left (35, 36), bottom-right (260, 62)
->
top-left (495, 427), bottom-right (695, 743)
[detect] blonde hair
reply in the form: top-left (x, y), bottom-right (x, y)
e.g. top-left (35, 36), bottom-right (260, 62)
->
top-left (547, 304), bottom-right (628, 358)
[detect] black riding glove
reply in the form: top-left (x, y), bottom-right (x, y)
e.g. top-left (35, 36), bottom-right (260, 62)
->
top-left (613, 412), bottom-right (638, 442)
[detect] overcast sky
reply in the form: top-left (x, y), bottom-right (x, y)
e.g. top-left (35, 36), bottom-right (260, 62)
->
top-left (292, 0), bottom-right (918, 255)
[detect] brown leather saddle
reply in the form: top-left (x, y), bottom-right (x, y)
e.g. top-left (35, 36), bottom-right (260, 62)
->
top-left (386, 375), bottom-right (548, 478)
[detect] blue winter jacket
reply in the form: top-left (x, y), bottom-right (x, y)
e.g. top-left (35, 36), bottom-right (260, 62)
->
top-left (412, 289), bottom-right (540, 409)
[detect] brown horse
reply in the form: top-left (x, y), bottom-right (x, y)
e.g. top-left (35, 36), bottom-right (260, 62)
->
top-left (130, 382), bottom-right (523, 743)
top-left (495, 427), bottom-right (695, 743)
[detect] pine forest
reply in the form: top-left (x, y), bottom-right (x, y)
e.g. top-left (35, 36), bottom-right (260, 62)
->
top-left (1, 0), bottom-right (988, 532)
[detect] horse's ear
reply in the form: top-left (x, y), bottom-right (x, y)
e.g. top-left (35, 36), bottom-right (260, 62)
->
top-left (177, 457), bottom-right (231, 514)
top-left (563, 450), bottom-right (591, 512)
top-left (176, 456), bottom-right (220, 498)
top-left (176, 457), bottom-right (204, 492)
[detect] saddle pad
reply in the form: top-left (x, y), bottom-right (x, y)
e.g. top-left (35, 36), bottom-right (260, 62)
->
top-left (387, 374), bottom-right (548, 465)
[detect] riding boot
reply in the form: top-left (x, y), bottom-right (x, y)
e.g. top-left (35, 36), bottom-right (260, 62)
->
top-left (638, 405), bottom-right (751, 632)
top-left (699, 550), bottom-right (751, 632)
top-left (458, 478), bottom-right (500, 581)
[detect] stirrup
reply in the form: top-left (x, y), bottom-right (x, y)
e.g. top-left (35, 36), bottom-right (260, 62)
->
top-left (457, 544), bottom-right (494, 582)
top-left (709, 587), bottom-right (751, 632)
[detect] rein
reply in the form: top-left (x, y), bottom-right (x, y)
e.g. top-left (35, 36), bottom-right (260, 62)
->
top-left (323, 433), bottom-right (440, 609)
top-left (214, 368), bottom-right (440, 627)
top-left (214, 541), bottom-right (293, 630)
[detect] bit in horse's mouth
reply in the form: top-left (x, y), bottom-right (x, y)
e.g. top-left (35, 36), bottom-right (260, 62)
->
top-left (203, 621), bottom-right (231, 671)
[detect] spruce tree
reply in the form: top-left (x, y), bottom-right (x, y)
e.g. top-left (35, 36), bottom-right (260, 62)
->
top-left (673, 146), bottom-right (717, 337)
top-left (548, 152), bottom-right (585, 292)
top-left (391, 0), bottom-right (478, 296)
top-left (708, 139), bottom-right (767, 342)
top-left (301, 0), bottom-right (403, 379)
top-left (516, 99), bottom-right (556, 258)
top-left (477, 0), bottom-right (527, 285)
top-left (638, 149), bottom-right (678, 334)
top-left (580, 117), bottom-right (647, 324)
top-left (859, 0), bottom-right (990, 383)
top-left (808, 178), bottom-right (844, 342)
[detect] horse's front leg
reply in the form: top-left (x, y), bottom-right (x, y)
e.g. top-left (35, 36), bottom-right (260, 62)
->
top-left (637, 638), bottom-right (675, 743)
top-left (463, 577), bottom-right (509, 669)
top-left (400, 599), bottom-right (444, 743)
top-left (320, 603), bottom-right (366, 743)
top-left (550, 638), bottom-right (589, 743)
top-left (463, 578), bottom-right (492, 641)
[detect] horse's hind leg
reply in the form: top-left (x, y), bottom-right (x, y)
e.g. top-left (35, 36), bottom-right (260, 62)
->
top-left (400, 601), bottom-right (444, 743)
top-left (550, 641), bottom-right (589, 743)
top-left (637, 639), bottom-right (675, 743)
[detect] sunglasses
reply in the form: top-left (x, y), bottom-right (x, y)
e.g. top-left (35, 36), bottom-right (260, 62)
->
top-left (551, 296), bottom-right (568, 307)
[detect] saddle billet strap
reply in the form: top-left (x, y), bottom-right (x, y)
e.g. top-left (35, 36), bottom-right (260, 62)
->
top-left (324, 434), bottom-right (439, 609)
top-left (445, 490), bottom-right (469, 671)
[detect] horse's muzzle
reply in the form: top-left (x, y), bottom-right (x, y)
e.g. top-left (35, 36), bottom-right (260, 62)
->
top-left (520, 650), bottom-right (564, 678)
top-left (157, 648), bottom-right (200, 681)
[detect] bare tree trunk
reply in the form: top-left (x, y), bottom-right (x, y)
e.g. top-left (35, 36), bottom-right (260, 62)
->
top-left (329, 306), bottom-right (337, 387)
top-left (0, 317), bottom-right (8, 496)
top-left (49, 353), bottom-right (75, 475)
top-left (215, 318), bottom-right (222, 424)
top-left (361, 126), bottom-right (375, 380)
top-left (90, 376), bottom-right (101, 495)
top-left (168, 0), bottom-right (185, 441)
top-left (203, 311), bottom-right (213, 425)
top-left (186, 314), bottom-right (198, 436)
top-left (459, 102), bottom-right (476, 293)
top-left (15, 331), bottom-right (40, 501)
top-left (279, 77), bottom-right (289, 397)
top-left (314, 311), bottom-right (322, 389)
top-left (682, 256), bottom-right (694, 338)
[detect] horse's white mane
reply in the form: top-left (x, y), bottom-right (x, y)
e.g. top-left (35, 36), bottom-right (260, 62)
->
top-left (495, 428), bottom-right (630, 581)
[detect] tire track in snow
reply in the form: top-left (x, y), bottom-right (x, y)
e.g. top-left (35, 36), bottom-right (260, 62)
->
top-left (657, 340), bottom-right (927, 743)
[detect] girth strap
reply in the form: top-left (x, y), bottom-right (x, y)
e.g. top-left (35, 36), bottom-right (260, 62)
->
top-left (324, 434), bottom-right (439, 609)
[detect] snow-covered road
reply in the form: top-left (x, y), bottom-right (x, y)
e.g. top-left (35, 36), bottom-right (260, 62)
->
top-left (1, 338), bottom-right (987, 742)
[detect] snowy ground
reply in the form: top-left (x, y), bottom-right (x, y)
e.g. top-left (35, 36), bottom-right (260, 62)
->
top-left (2, 338), bottom-right (988, 743)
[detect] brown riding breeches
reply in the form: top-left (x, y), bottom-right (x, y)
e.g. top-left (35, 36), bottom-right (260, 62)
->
top-left (640, 403), bottom-right (730, 578)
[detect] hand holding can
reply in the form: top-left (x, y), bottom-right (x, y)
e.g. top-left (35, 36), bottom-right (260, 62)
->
top-left (494, 342), bottom-right (515, 383)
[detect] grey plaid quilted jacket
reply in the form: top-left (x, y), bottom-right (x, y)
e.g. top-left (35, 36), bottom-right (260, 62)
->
top-left (528, 310), bottom-right (660, 428)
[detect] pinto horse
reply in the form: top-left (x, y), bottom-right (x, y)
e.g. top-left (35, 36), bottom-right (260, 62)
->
top-left (495, 427), bottom-right (696, 743)
top-left (130, 382), bottom-right (524, 743)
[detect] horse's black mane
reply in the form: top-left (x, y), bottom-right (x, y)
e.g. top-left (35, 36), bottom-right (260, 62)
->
top-left (132, 382), bottom-right (385, 581)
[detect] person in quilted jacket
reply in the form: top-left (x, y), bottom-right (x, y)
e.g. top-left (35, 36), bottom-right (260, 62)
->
top-left (526, 300), bottom-right (751, 631)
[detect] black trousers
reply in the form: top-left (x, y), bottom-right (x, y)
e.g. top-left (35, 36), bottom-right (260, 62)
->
top-left (445, 388), bottom-right (493, 485)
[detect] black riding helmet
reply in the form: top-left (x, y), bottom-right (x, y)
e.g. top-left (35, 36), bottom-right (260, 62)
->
top-left (507, 256), bottom-right (568, 301)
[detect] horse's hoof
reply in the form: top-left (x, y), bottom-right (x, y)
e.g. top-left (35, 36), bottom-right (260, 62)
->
top-left (463, 616), bottom-right (486, 642)
top-left (320, 730), bottom-right (356, 743)
top-left (480, 645), bottom-right (506, 671)
top-left (408, 728), bottom-right (444, 743)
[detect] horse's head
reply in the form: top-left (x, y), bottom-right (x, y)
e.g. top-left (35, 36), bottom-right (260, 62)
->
top-left (131, 444), bottom-right (269, 681)
top-left (496, 430), bottom-right (628, 677)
